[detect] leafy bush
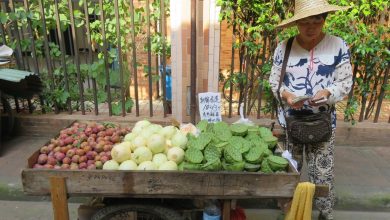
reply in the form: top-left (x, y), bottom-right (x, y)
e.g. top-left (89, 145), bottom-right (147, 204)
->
top-left (218, 0), bottom-right (389, 123)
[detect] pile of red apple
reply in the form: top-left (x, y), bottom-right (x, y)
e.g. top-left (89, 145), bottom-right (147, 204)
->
top-left (33, 122), bottom-right (130, 170)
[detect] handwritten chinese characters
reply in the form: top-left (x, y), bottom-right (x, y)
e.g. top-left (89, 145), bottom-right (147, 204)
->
top-left (198, 92), bottom-right (222, 123)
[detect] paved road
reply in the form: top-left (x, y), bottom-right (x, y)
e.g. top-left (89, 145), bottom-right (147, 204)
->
top-left (246, 208), bottom-right (390, 220)
top-left (0, 200), bottom-right (79, 220)
top-left (0, 200), bottom-right (389, 220)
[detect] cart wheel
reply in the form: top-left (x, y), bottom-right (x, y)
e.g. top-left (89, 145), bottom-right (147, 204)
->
top-left (91, 204), bottom-right (184, 220)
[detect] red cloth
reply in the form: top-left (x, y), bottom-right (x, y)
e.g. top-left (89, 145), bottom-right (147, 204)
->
top-left (230, 206), bottom-right (246, 220)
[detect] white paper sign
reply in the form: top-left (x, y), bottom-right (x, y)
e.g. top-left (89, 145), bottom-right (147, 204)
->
top-left (198, 92), bottom-right (222, 123)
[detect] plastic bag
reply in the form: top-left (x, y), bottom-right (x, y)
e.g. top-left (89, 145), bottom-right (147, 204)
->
top-left (282, 150), bottom-right (298, 172)
top-left (233, 103), bottom-right (255, 126)
top-left (0, 45), bottom-right (13, 65)
top-left (0, 45), bottom-right (13, 57)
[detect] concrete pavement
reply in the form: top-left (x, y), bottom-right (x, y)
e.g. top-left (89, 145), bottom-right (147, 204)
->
top-left (245, 209), bottom-right (390, 220)
top-left (0, 200), bottom-right (79, 220)
top-left (0, 200), bottom-right (389, 220)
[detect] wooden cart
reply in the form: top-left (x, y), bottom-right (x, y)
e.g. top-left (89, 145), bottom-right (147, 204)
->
top-left (21, 119), bottom-right (328, 220)
top-left (22, 148), bottom-right (328, 220)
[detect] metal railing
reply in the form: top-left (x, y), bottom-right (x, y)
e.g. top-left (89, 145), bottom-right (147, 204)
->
top-left (0, 0), bottom-right (170, 117)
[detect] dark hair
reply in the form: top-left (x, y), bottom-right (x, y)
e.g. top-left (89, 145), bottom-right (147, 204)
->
top-left (296, 12), bottom-right (329, 24)
top-left (313, 12), bottom-right (328, 20)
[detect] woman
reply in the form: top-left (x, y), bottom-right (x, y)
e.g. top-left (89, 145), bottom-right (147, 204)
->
top-left (269, 0), bottom-right (353, 219)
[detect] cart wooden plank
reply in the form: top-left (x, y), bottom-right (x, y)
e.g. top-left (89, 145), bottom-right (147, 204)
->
top-left (50, 177), bottom-right (69, 220)
top-left (22, 169), bottom-right (300, 199)
top-left (21, 121), bottom-right (329, 220)
top-left (23, 140), bottom-right (301, 199)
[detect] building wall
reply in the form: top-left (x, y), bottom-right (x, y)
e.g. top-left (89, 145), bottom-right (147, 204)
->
top-left (170, 0), bottom-right (221, 123)
top-left (219, 21), bottom-right (238, 72)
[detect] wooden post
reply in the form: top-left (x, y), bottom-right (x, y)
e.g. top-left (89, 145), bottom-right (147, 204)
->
top-left (190, 0), bottom-right (197, 124)
top-left (50, 177), bottom-right (69, 220)
top-left (222, 199), bottom-right (231, 220)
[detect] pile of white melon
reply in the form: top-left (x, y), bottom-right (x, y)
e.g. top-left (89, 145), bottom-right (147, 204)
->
top-left (103, 120), bottom-right (188, 171)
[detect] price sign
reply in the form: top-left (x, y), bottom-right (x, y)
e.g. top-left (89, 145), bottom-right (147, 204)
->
top-left (198, 92), bottom-right (222, 123)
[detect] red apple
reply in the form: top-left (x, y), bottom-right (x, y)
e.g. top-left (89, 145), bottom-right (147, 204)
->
top-left (47, 156), bottom-right (57, 166)
top-left (71, 155), bottom-right (80, 163)
top-left (37, 154), bottom-right (48, 165)
top-left (79, 155), bottom-right (87, 163)
top-left (62, 157), bottom-right (71, 165)
top-left (79, 162), bottom-right (87, 169)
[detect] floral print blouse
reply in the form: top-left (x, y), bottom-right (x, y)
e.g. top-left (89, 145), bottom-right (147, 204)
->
top-left (269, 34), bottom-right (353, 128)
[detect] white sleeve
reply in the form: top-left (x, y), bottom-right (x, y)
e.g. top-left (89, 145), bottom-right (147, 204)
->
top-left (325, 62), bottom-right (353, 104)
top-left (325, 40), bottom-right (353, 104)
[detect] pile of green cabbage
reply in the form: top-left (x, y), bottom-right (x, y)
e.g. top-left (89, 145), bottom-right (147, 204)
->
top-left (102, 119), bottom-right (288, 173)
top-left (180, 120), bottom-right (288, 173)
top-left (103, 120), bottom-right (188, 171)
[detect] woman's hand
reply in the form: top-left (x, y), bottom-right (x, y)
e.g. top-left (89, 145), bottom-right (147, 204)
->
top-left (309, 89), bottom-right (331, 106)
top-left (282, 91), bottom-right (304, 110)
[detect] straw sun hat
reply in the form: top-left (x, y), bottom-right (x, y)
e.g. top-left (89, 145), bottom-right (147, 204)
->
top-left (277, 0), bottom-right (351, 28)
